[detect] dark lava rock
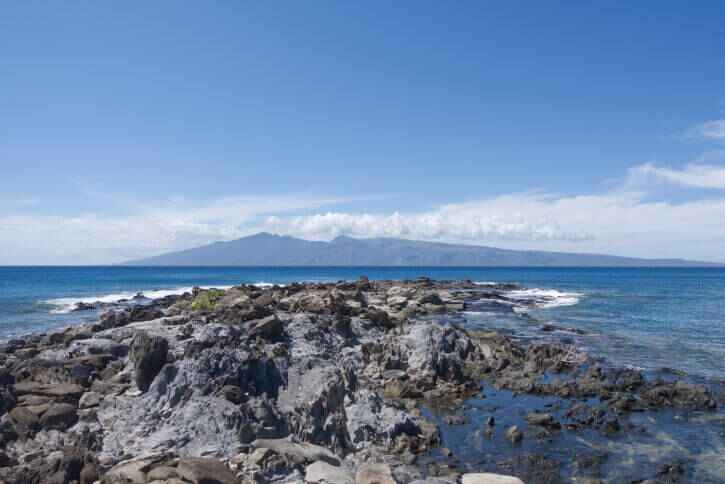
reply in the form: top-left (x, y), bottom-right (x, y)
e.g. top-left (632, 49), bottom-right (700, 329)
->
top-left (80, 462), bottom-right (99, 484)
top-left (443, 415), bottom-right (467, 426)
top-left (0, 386), bottom-right (16, 414)
top-left (525, 412), bottom-right (560, 428)
top-left (642, 380), bottom-right (716, 409)
top-left (246, 315), bottom-right (283, 341)
top-left (221, 384), bottom-right (245, 404)
top-left (73, 302), bottom-right (97, 312)
top-left (99, 306), bottom-right (164, 330)
top-left (365, 307), bottom-right (394, 329)
top-left (130, 332), bottom-right (169, 392)
top-left (39, 402), bottom-right (78, 430)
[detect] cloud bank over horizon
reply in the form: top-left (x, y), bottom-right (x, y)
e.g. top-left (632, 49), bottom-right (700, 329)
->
top-left (4, 159), bottom-right (725, 264)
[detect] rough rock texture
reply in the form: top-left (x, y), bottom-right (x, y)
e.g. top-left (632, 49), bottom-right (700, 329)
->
top-left (130, 332), bottom-right (169, 392)
top-left (0, 279), bottom-right (719, 484)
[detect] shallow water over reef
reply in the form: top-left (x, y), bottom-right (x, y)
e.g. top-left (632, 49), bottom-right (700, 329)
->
top-left (421, 381), bottom-right (725, 483)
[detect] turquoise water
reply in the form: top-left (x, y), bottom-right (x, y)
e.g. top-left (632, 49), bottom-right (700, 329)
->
top-left (1, 266), bottom-right (724, 379)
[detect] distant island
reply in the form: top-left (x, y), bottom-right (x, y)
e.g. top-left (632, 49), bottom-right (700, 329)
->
top-left (124, 232), bottom-right (721, 267)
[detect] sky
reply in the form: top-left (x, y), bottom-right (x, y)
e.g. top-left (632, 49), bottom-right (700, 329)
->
top-left (2, 1), bottom-right (725, 264)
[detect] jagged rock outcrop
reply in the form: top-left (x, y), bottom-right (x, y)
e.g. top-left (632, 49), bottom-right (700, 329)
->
top-left (0, 279), bottom-right (718, 483)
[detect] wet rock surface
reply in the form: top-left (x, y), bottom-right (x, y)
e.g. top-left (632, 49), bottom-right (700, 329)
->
top-left (0, 278), bottom-right (722, 483)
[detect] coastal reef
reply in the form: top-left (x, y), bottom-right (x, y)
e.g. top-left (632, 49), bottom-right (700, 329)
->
top-left (0, 278), bottom-right (722, 483)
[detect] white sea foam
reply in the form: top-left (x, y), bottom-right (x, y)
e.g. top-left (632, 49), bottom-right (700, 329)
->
top-left (44, 284), bottom-right (241, 314)
top-left (505, 288), bottom-right (583, 309)
top-left (251, 281), bottom-right (279, 288)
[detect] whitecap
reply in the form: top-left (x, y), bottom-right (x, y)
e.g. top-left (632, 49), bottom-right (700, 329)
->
top-left (44, 285), bottom-right (235, 314)
top-left (504, 288), bottom-right (583, 309)
top-left (250, 281), bottom-right (286, 288)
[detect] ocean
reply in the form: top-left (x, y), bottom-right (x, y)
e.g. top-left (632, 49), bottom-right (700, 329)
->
top-left (1, 266), bottom-right (724, 380)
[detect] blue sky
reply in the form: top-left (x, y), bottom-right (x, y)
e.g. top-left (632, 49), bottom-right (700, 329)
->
top-left (2, 1), bottom-right (725, 264)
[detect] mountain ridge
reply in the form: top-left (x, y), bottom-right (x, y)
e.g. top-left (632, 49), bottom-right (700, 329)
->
top-left (123, 233), bottom-right (722, 267)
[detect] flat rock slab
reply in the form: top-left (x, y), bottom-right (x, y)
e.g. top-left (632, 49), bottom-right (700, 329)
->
top-left (176, 457), bottom-right (239, 484)
top-left (461, 473), bottom-right (525, 484)
top-left (13, 382), bottom-right (84, 402)
top-left (252, 438), bottom-right (341, 466)
top-left (103, 453), bottom-right (171, 483)
top-left (356, 463), bottom-right (395, 484)
top-left (305, 461), bottom-right (354, 484)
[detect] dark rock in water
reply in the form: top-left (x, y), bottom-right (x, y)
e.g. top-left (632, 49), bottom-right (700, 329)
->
top-left (130, 332), bottom-right (169, 392)
top-left (443, 415), bottom-right (467, 426)
top-left (73, 302), bottom-right (97, 312)
top-left (642, 380), bottom-right (717, 409)
top-left (541, 323), bottom-right (587, 335)
top-left (524, 412), bottom-right (560, 428)
top-left (505, 425), bottom-right (523, 444)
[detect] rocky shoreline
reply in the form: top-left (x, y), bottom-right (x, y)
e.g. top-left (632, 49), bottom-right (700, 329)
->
top-left (0, 278), bottom-right (722, 483)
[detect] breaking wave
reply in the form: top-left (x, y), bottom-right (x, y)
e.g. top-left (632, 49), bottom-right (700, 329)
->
top-left (504, 288), bottom-right (582, 309)
top-left (43, 282), bottom-right (276, 314)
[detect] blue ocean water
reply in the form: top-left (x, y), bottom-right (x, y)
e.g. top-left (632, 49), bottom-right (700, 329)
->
top-left (1, 266), bottom-right (723, 379)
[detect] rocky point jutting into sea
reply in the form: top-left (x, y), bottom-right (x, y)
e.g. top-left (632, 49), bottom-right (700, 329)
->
top-left (0, 278), bottom-right (722, 484)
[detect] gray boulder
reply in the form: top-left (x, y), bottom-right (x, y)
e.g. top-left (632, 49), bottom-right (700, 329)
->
top-left (305, 461), bottom-right (354, 484)
top-left (176, 457), bottom-right (239, 484)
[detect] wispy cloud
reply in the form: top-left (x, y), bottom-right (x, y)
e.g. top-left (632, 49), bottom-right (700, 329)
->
top-left (627, 162), bottom-right (725, 189)
top-left (689, 119), bottom-right (725, 141)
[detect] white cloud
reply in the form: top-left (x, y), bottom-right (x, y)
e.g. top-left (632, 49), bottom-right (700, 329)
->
top-left (0, 195), bottom-right (341, 265)
top-left (6, 161), bottom-right (725, 264)
top-left (264, 195), bottom-right (592, 243)
top-left (691, 120), bottom-right (725, 141)
top-left (264, 190), bottom-right (725, 262)
top-left (627, 162), bottom-right (725, 189)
